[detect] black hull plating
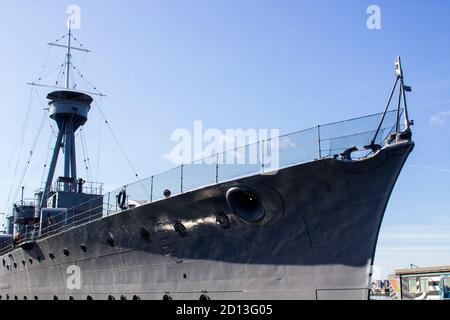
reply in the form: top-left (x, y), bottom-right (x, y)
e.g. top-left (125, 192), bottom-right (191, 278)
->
top-left (0, 141), bottom-right (414, 300)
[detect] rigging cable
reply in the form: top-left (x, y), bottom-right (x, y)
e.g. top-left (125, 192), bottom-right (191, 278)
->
top-left (70, 57), bottom-right (104, 95)
top-left (68, 35), bottom-right (88, 69)
top-left (30, 64), bottom-right (66, 86)
top-left (95, 101), bottom-right (102, 183)
top-left (94, 98), bottom-right (150, 198)
top-left (3, 40), bottom-right (55, 211)
top-left (55, 55), bottom-right (67, 88)
top-left (25, 128), bottom-right (54, 191)
top-left (67, 55), bottom-right (148, 196)
top-left (11, 111), bottom-right (46, 203)
top-left (36, 44), bottom-right (52, 82)
top-left (48, 52), bottom-right (68, 88)
top-left (0, 137), bottom-right (21, 192)
top-left (38, 133), bottom-right (54, 190)
top-left (79, 128), bottom-right (92, 182)
top-left (4, 87), bottom-right (33, 212)
top-left (70, 55), bottom-right (103, 181)
top-left (32, 86), bottom-right (57, 138)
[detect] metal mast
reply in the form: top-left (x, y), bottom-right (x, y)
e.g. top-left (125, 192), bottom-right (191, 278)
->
top-left (370, 56), bottom-right (412, 147)
top-left (39, 26), bottom-right (93, 213)
top-left (66, 21), bottom-right (72, 89)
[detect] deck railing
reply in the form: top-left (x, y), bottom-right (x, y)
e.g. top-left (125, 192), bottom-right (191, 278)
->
top-left (0, 109), bottom-right (405, 256)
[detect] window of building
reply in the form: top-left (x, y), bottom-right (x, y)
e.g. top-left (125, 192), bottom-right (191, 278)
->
top-left (444, 278), bottom-right (450, 291)
top-left (408, 279), bottom-right (417, 293)
top-left (419, 279), bottom-right (428, 293)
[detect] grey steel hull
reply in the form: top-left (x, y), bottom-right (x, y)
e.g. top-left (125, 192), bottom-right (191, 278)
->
top-left (0, 140), bottom-right (414, 300)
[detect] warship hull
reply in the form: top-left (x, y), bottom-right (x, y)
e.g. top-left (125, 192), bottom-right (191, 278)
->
top-left (0, 140), bottom-right (413, 300)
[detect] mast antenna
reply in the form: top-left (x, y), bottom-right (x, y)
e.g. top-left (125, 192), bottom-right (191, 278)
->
top-left (43, 21), bottom-right (93, 91)
top-left (66, 20), bottom-right (72, 89)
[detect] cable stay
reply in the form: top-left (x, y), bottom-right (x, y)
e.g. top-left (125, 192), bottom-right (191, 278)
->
top-left (3, 87), bottom-right (34, 212)
top-left (0, 136), bottom-right (22, 193)
top-left (95, 106), bottom-right (103, 183)
top-left (32, 134), bottom-right (54, 190)
top-left (28, 26), bottom-right (106, 98)
top-left (31, 86), bottom-right (58, 138)
top-left (39, 134), bottom-right (55, 190)
top-left (79, 128), bottom-right (92, 182)
top-left (63, 51), bottom-right (147, 196)
top-left (24, 139), bottom-right (50, 192)
top-left (4, 24), bottom-right (148, 226)
top-left (11, 111), bottom-right (47, 205)
top-left (92, 98), bottom-right (150, 199)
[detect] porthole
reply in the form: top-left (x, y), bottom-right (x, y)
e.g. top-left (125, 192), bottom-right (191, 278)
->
top-left (163, 294), bottom-right (172, 301)
top-left (216, 212), bottom-right (231, 228)
top-left (226, 187), bottom-right (265, 222)
top-left (225, 185), bottom-right (285, 225)
top-left (199, 294), bottom-right (210, 301)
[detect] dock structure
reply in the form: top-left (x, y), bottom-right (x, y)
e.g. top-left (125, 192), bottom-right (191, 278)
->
top-left (390, 265), bottom-right (450, 300)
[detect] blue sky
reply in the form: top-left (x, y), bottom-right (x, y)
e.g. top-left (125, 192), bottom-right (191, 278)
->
top-left (0, 0), bottom-right (449, 279)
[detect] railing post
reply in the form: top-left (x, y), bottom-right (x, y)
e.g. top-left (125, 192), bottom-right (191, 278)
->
top-left (107, 192), bottom-right (110, 216)
top-left (261, 140), bottom-right (265, 173)
top-left (317, 125), bottom-right (322, 160)
top-left (215, 153), bottom-right (219, 184)
top-left (150, 176), bottom-right (154, 202)
top-left (180, 164), bottom-right (184, 193)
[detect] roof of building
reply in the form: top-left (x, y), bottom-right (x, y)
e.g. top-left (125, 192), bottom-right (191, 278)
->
top-left (395, 265), bottom-right (450, 276)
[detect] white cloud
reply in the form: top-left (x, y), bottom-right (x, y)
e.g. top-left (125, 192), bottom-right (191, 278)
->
top-left (380, 225), bottom-right (450, 240)
top-left (377, 246), bottom-right (450, 254)
top-left (430, 111), bottom-right (450, 126)
top-left (407, 164), bottom-right (450, 173)
top-left (380, 232), bottom-right (450, 241)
